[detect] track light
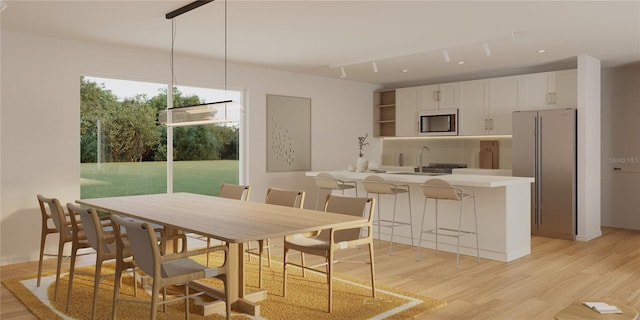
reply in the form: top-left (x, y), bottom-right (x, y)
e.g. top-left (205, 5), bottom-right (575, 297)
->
top-left (442, 49), bottom-right (450, 63)
top-left (483, 42), bottom-right (492, 56)
top-left (372, 61), bottom-right (378, 73)
top-left (340, 66), bottom-right (346, 78)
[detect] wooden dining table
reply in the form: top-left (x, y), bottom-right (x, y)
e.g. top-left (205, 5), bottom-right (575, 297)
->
top-left (76, 192), bottom-right (367, 317)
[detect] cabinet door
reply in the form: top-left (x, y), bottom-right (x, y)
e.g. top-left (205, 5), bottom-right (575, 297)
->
top-left (520, 72), bottom-right (552, 110)
top-left (554, 69), bottom-right (577, 107)
top-left (488, 75), bottom-right (519, 134)
top-left (437, 82), bottom-right (460, 110)
top-left (418, 84), bottom-right (439, 110)
top-left (458, 79), bottom-right (489, 135)
top-left (395, 87), bottom-right (419, 137)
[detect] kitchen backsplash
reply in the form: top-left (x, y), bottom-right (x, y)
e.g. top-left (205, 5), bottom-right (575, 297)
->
top-left (381, 137), bottom-right (512, 169)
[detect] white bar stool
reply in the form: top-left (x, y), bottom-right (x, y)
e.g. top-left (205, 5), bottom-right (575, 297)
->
top-left (314, 172), bottom-right (358, 210)
top-left (417, 178), bottom-right (479, 268)
top-left (362, 175), bottom-right (414, 255)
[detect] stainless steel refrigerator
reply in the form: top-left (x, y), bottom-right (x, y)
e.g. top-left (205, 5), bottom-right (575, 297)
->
top-left (512, 108), bottom-right (576, 240)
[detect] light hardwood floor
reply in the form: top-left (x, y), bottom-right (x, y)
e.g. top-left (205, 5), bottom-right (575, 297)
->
top-left (2, 227), bottom-right (639, 319)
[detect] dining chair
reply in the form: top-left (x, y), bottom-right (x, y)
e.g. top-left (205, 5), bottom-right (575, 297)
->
top-left (361, 175), bottom-right (415, 255)
top-left (110, 214), bottom-right (230, 320)
top-left (36, 194), bottom-right (62, 288)
top-left (417, 178), bottom-right (479, 268)
top-left (248, 187), bottom-right (305, 288)
top-left (206, 184), bottom-right (251, 266)
top-left (36, 195), bottom-right (90, 301)
top-left (313, 172), bottom-right (357, 209)
top-left (283, 194), bottom-right (376, 313)
top-left (66, 203), bottom-right (137, 320)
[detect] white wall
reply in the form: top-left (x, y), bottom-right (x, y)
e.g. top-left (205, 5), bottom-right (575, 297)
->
top-left (601, 64), bottom-right (640, 230)
top-left (0, 30), bottom-right (379, 265)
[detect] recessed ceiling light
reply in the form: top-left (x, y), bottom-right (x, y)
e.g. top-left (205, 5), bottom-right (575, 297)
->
top-left (402, 69), bottom-right (408, 73)
top-left (537, 49), bottom-right (546, 53)
top-left (458, 61), bottom-right (465, 65)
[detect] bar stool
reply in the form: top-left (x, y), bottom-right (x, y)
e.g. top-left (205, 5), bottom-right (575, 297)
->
top-left (417, 178), bottom-right (479, 268)
top-left (314, 172), bottom-right (358, 210)
top-left (362, 175), bottom-right (414, 255)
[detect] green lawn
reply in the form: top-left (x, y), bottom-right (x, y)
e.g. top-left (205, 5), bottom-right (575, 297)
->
top-left (81, 160), bottom-right (239, 199)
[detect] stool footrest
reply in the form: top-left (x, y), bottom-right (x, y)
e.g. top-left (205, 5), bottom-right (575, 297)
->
top-left (424, 228), bottom-right (476, 238)
top-left (374, 220), bottom-right (411, 228)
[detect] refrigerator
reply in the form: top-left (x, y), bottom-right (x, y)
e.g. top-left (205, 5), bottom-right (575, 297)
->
top-left (512, 108), bottom-right (576, 240)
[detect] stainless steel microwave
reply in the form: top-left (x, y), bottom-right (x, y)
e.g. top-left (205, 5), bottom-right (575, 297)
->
top-left (418, 108), bottom-right (458, 136)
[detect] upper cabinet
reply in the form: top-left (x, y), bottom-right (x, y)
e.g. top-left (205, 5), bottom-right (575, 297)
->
top-left (376, 69), bottom-right (577, 137)
top-left (373, 89), bottom-right (396, 137)
top-left (458, 76), bottom-right (518, 136)
top-left (395, 87), bottom-right (419, 137)
top-left (417, 83), bottom-right (460, 110)
top-left (519, 69), bottom-right (578, 110)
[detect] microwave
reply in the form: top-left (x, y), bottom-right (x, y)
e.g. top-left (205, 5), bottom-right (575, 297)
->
top-left (418, 108), bottom-right (458, 136)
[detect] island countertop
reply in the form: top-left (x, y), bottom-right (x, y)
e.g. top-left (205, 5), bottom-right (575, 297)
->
top-left (306, 171), bottom-right (534, 188)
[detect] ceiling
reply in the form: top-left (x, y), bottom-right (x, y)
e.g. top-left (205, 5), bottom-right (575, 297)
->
top-left (2, 1), bottom-right (639, 87)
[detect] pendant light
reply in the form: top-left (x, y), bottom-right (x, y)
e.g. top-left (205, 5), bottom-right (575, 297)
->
top-left (159, 0), bottom-right (240, 127)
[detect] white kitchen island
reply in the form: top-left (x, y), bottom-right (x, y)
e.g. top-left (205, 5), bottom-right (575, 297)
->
top-left (306, 171), bottom-right (535, 262)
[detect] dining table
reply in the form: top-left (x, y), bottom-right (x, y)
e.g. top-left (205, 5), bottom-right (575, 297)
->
top-left (76, 192), bottom-right (367, 317)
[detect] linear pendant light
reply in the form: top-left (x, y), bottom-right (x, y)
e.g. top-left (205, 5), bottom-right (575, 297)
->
top-left (160, 0), bottom-right (241, 127)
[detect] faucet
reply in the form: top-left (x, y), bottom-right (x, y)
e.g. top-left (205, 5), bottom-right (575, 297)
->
top-left (418, 146), bottom-right (430, 173)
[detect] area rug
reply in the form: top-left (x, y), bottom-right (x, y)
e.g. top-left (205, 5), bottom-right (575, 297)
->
top-left (3, 253), bottom-right (446, 320)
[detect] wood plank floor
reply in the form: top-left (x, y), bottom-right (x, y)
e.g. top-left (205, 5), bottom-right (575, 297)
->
top-left (2, 227), bottom-right (639, 319)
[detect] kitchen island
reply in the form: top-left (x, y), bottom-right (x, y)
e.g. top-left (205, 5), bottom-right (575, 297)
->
top-left (306, 171), bottom-right (535, 262)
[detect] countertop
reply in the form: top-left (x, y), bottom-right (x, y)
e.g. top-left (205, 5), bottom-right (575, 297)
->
top-left (306, 171), bottom-right (534, 188)
top-left (452, 168), bottom-right (513, 176)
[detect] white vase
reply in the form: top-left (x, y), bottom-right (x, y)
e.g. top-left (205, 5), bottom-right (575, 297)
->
top-left (356, 157), bottom-right (368, 172)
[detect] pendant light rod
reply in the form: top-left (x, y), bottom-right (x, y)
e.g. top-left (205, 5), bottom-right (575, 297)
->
top-left (166, 0), bottom-right (214, 19)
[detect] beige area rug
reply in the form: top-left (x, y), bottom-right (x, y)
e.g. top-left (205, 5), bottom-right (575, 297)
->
top-left (3, 252), bottom-right (446, 320)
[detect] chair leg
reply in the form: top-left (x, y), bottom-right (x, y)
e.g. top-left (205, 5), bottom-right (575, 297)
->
top-left (434, 200), bottom-right (440, 255)
top-left (184, 284), bottom-right (189, 320)
top-left (266, 238), bottom-right (272, 267)
top-left (65, 242), bottom-right (78, 311)
top-left (206, 237), bottom-right (211, 267)
top-left (53, 238), bottom-right (65, 301)
top-left (90, 260), bottom-right (103, 320)
top-left (224, 275), bottom-right (231, 320)
top-left (327, 249), bottom-right (334, 313)
top-left (112, 262), bottom-right (123, 320)
top-left (282, 246), bottom-right (289, 297)
top-left (473, 194), bottom-right (480, 262)
top-left (301, 252), bottom-right (306, 277)
top-left (456, 201), bottom-right (463, 269)
top-left (389, 193), bottom-right (399, 255)
top-left (37, 231), bottom-right (49, 287)
top-left (258, 240), bottom-right (264, 288)
top-left (151, 284), bottom-right (160, 320)
top-left (368, 242), bottom-right (376, 299)
top-left (407, 190), bottom-right (415, 246)
top-left (416, 198), bottom-right (428, 261)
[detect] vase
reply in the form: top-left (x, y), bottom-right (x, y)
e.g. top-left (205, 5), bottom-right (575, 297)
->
top-left (356, 157), bottom-right (368, 173)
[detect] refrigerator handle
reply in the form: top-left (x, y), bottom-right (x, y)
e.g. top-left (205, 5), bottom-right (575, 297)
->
top-left (537, 115), bottom-right (542, 225)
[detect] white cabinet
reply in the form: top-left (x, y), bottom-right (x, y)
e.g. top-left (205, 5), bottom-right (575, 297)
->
top-left (458, 79), bottom-right (489, 136)
top-left (417, 83), bottom-right (460, 110)
top-left (488, 75), bottom-right (519, 135)
top-left (459, 76), bottom-right (518, 135)
top-left (395, 87), bottom-right (419, 137)
top-left (520, 69), bottom-right (577, 110)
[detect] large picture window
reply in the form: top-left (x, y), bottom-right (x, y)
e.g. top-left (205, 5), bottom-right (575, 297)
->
top-left (80, 76), bottom-right (242, 199)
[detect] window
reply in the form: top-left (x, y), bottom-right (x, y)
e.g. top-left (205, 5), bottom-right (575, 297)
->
top-left (80, 76), bottom-right (242, 198)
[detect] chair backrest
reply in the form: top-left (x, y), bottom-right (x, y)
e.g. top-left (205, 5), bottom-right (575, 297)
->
top-left (37, 195), bottom-right (71, 238)
top-left (314, 172), bottom-right (340, 189)
top-left (361, 175), bottom-right (395, 194)
top-left (219, 183), bottom-right (251, 201)
top-left (265, 187), bottom-right (305, 208)
top-left (110, 214), bottom-right (159, 277)
top-left (324, 195), bottom-right (374, 242)
top-left (420, 178), bottom-right (463, 200)
top-left (67, 203), bottom-right (111, 254)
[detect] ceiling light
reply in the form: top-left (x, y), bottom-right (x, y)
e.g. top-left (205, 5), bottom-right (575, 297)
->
top-left (442, 49), bottom-right (451, 63)
top-left (161, 0), bottom-right (241, 127)
top-left (402, 69), bottom-right (409, 73)
top-left (458, 61), bottom-right (465, 65)
top-left (372, 61), bottom-right (378, 73)
top-left (340, 66), bottom-right (346, 78)
top-left (537, 49), bottom-right (546, 53)
top-left (483, 42), bottom-right (491, 56)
